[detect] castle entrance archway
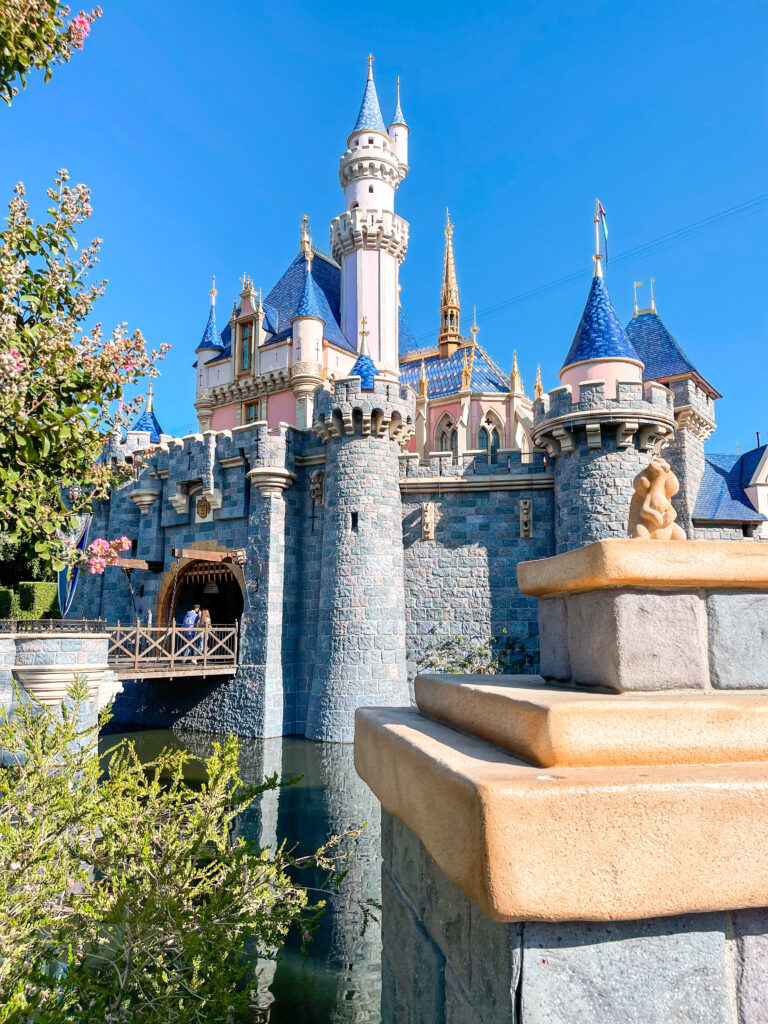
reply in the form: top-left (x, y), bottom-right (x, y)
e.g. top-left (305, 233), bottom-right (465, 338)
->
top-left (156, 543), bottom-right (245, 626)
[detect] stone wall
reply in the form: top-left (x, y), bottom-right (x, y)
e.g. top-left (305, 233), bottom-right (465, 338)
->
top-left (381, 809), bottom-right (767, 1024)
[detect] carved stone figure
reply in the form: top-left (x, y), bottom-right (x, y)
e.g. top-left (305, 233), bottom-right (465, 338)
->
top-left (628, 457), bottom-right (687, 540)
top-left (309, 469), bottom-right (325, 507)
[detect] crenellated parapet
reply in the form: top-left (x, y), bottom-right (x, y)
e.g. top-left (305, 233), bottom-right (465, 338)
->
top-left (330, 207), bottom-right (409, 263)
top-left (338, 139), bottom-right (403, 190)
top-left (532, 378), bottom-right (676, 458)
top-left (313, 377), bottom-right (415, 446)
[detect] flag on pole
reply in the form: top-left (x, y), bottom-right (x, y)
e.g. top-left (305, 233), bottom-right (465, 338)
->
top-left (597, 200), bottom-right (608, 266)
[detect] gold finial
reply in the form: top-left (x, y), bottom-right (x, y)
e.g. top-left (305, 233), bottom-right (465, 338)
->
top-left (367, 54), bottom-right (374, 80)
top-left (461, 350), bottom-right (471, 390)
top-left (146, 380), bottom-right (154, 414)
top-left (470, 305), bottom-right (479, 344)
top-left (300, 213), bottom-right (312, 259)
top-left (534, 365), bottom-right (543, 401)
top-left (510, 350), bottom-right (523, 394)
top-left (418, 359), bottom-right (428, 399)
top-left (445, 206), bottom-right (453, 239)
top-left (397, 75), bottom-right (401, 103)
top-left (633, 280), bottom-right (643, 317)
top-left (256, 287), bottom-right (263, 313)
top-left (231, 296), bottom-right (238, 320)
top-left (209, 275), bottom-right (217, 305)
top-left (650, 277), bottom-right (656, 313)
top-left (359, 315), bottom-right (370, 355)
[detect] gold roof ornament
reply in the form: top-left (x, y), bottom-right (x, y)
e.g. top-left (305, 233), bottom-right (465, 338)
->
top-left (650, 276), bottom-right (657, 313)
top-left (299, 214), bottom-right (313, 264)
top-left (209, 275), bottom-right (217, 305)
top-left (534, 365), bottom-right (544, 401)
top-left (146, 380), bottom-right (155, 414)
top-left (359, 315), bottom-right (370, 356)
top-left (418, 359), bottom-right (428, 398)
top-left (461, 349), bottom-right (471, 391)
top-left (633, 280), bottom-right (643, 317)
top-left (510, 350), bottom-right (524, 394)
top-left (367, 53), bottom-right (374, 81)
top-left (470, 305), bottom-right (479, 346)
top-left (438, 208), bottom-right (462, 357)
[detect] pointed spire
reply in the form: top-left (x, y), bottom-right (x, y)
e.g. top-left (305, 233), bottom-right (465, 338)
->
top-left (350, 315), bottom-right (378, 389)
top-left (510, 351), bottom-right (523, 394)
top-left (132, 381), bottom-right (164, 443)
top-left (633, 280), bottom-right (643, 317)
top-left (470, 305), bottom-right (479, 345)
top-left (438, 209), bottom-right (462, 357)
top-left (389, 75), bottom-right (407, 128)
top-left (561, 274), bottom-right (641, 372)
top-left (231, 296), bottom-right (237, 321)
top-left (418, 359), bottom-right (428, 399)
top-left (300, 214), bottom-right (312, 258)
top-left (351, 55), bottom-right (386, 137)
top-left (593, 199), bottom-right (604, 279)
top-left (534, 365), bottom-right (544, 401)
top-left (198, 278), bottom-right (222, 350)
top-left (650, 276), bottom-right (656, 313)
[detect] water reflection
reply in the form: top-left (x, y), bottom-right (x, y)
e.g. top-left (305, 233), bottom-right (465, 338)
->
top-left (100, 728), bottom-right (382, 1023)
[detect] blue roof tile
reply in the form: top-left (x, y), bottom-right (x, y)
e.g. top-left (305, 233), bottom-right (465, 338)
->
top-left (562, 275), bottom-right (641, 370)
top-left (349, 351), bottom-right (378, 389)
top-left (352, 77), bottom-right (386, 135)
top-left (625, 311), bottom-right (715, 392)
top-left (398, 304), bottom-right (417, 353)
top-left (263, 250), bottom-right (353, 352)
top-left (197, 301), bottom-right (223, 351)
top-left (693, 449), bottom-right (766, 522)
top-left (293, 261), bottom-right (326, 321)
top-left (132, 406), bottom-right (163, 443)
top-left (399, 346), bottom-right (508, 399)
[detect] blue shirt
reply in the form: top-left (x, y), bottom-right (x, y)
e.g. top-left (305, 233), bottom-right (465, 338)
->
top-left (182, 610), bottom-right (199, 628)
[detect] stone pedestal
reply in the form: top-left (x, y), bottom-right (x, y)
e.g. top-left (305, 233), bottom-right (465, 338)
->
top-left (518, 539), bottom-right (768, 691)
top-left (356, 535), bottom-right (768, 1022)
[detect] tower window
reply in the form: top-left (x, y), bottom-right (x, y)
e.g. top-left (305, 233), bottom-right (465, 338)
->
top-left (369, 185), bottom-right (374, 193)
top-left (245, 403), bottom-right (257, 424)
top-left (351, 511), bottom-right (359, 532)
top-left (368, 137), bottom-right (373, 144)
top-left (240, 322), bottom-right (252, 372)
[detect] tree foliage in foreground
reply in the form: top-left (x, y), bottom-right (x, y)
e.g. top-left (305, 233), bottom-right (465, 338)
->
top-left (0, 1), bottom-right (101, 105)
top-left (0, 171), bottom-right (168, 567)
top-left (0, 679), bottom-right (359, 1022)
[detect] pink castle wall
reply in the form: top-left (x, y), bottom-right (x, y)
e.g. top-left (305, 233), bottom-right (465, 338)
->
top-left (211, 404), bottom-right (237, 430)
top-left (267, 390), bottom-right (296, 429)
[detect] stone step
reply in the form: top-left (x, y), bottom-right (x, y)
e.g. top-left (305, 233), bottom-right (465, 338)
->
top-left (414, 673), bottom-right (768, 768)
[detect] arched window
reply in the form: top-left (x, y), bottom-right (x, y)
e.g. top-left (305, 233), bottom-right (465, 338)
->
top-left (478, 426), bottom-right (489, 463)
top-left (438, 424), bottom-right (458, 457)
top-left (478, 422), bottom-right (501, 464)
top-left (489, 427), bottom-right (500, 464)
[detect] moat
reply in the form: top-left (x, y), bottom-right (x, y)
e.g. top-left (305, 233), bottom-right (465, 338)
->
top-left (100, 725), bottom-right (383, 1024)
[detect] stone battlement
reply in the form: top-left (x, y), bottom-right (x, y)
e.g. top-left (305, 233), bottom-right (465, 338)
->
top-left (313, 377), bottom-right (415, 445)
top-left (534, 378), bottom-right (675, 423)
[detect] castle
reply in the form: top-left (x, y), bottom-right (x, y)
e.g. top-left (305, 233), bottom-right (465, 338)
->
top-left (65, 59), bottom-right (768, 742)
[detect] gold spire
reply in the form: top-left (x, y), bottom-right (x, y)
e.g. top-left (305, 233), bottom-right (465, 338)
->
top-left (300, 214), bottom-right (312, 260)
top-left (231, 296), bottom-right (238, 320)
top-left (460, 350), bottom-right (471, 390)
top-left (209, 275), bottom-right (217, 305)
top-left (633, 280), bottom-right (643, 316)
top-left (438, 208), bottom-right (461, 358)
top-left (396, 75), bottom-right (401, 105)
top-left (367, 54), bottom-right (374, 81)
top-left (146, 380), bottom-right (154, 414)
top-left (534, 365), bottom-right (543, 401)
top-left (510, 350), bottom-right (523, 394)
top-left (359, 315), bottom-right (370, 356)
top-left (418, 359), bottom-right (428, 399)
top-left (470, 305), bottom-right (479, 345)
top-left (650, 276), bottom-right (656, 313)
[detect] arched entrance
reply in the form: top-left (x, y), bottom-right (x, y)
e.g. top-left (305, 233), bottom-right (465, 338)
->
top-left (156, 544), bottom-right (245, 626)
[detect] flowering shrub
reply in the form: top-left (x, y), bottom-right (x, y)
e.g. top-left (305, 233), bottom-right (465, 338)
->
top-left (82, 535), bottom-right (131, 574)
top-left (0, 677), bottom-right (364, 1022)
top-left (0, 172), bottom-right (169, 568)
top-left (0, 1), bottom-right (101, 104)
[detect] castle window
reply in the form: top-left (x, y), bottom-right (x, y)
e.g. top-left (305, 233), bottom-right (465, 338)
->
top-left (245, 403), bottom-right (257, 424)
top-left (240, 322), bottom-right (252, 372)
top-left (439, 426), bottom-right (458, 457)
top-left (478, 425), bottom-right (500, 465)
top-left (369, 185), bottom-right (374, 193)
top-left (351, 511), bottom-right (359, 532)
top-left (368, 137), bottom-right (373, 144)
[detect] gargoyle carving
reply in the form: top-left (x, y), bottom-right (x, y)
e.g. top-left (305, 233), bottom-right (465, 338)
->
top-left (628, 457), bottom-right (686, 541)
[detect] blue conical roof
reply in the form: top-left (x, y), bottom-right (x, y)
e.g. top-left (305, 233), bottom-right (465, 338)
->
top-left (352, 75), bottom-right (386, 136)
top-left (389, 88), bottom-right (407, 127)
top-left (561, 275), bottom-right (642, 370)
top-left (292, 260), bottom-right (326, 322)
top-left (350, 351), bottom-right (378, 389)
top-left (132, 398), bottom-right (163, 443)
top-left (197, 301), bottom-right (222, 351)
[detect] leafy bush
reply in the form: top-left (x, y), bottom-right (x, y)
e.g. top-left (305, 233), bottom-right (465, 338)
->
top-left (17, 581), bottom-right (59, 619)
top-left (0, 588), bottom-right (12, 619)
top-left (418, 633), bottom-right (503, 675)
top-left (0, 678), bottom-right (360, 1022)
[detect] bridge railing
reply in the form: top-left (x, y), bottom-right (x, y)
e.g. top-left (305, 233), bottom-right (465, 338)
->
top-left (107, 622), bottom-right (239, 678)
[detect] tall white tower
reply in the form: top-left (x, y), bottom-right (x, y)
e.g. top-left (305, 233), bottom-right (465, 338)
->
top-left (331, 56), bottom-right (410, 380)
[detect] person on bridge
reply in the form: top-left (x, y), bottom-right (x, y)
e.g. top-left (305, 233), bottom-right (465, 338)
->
top-left (196, 608), bottom-right (211, 657)
top-left (181, 604), bottom-right (201, 660)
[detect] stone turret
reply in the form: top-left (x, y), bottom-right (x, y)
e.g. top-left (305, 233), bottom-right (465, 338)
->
top-left (306, 366), bottom-right (415, 742)
top-left (533, 270), bottom-right (676, 553)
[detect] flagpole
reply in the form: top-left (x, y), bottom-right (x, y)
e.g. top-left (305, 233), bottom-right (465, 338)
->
top-left (593, 198), bottom-right (603, 278)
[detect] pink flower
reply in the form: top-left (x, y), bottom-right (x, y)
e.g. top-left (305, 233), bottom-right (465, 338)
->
top-left (69, 14), bottom-right (91, 49)
top-left (90, 537), bottom-right (110, 555)
top-left (118, 536), bottom-right (131, 551)
top-left (88, 557), bottom-right (106, 575)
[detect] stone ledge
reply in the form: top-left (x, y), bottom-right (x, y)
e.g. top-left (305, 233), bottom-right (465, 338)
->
top-left (415, 674), bottom-right (768, 767)
top-left (355, 706), bottom-right (768, 922)
top-left (399, 472), bottom-right (554, 493)
top-left (518, 539), bottom-right (768, 597)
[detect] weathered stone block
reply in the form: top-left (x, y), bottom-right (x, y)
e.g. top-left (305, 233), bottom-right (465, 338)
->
top-left (708, 592), bottom-right (768, 689)
top-left (520, 915), bottom-right (732, 1024)
top-left (537, 596), bottom-right (569, 680)
top-left (733, 908), bottom-right (768, 1024)
top-left (567, 588), bottom-right (708, 691)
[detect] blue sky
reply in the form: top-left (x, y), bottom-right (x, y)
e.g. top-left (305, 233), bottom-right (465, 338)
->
top-left (2, 0), bottom-right (766, 450)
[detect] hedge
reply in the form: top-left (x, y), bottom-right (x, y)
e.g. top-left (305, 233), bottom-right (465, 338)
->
top-left (18, 581), bottom-right (59, 619)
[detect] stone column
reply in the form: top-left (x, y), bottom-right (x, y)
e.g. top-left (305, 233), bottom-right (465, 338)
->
top-left (306, 378), bottom-right (415, 742)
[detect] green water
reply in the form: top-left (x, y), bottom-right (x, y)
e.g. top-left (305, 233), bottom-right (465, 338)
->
top-left (99, 726), bottom-right (382, 1024)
